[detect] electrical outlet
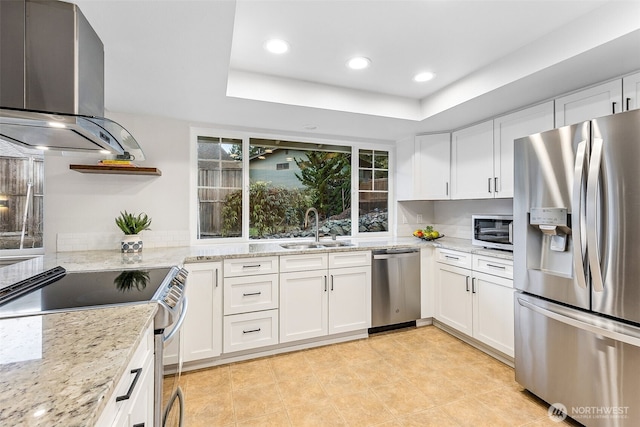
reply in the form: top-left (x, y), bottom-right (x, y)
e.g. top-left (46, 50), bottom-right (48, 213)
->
top-left (402, 214), bottom-right (408, 224)
top-left (416, 214), bottom-right (423, 223)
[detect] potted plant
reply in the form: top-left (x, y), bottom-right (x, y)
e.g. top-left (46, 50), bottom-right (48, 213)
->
top-left (115, 211), bottom-right (152, 253)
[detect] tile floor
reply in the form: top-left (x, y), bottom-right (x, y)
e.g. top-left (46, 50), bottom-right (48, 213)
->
top-left (170, 326), bottom-right (581, 426)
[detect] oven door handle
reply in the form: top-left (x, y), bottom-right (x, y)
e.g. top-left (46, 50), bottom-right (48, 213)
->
top-left (164, 296), bottom-right (188, 343)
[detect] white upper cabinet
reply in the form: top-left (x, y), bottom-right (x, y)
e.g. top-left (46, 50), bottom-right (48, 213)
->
top-left (415, 133), bottom-right (451, 200)
top-left (493, 102), bottom-right (554, 198)
top-left (395, 135), bottom-right (416, 200)
top-left (555, 79), bottom-right (622, 127)
top-left (623, 71), bottom-right (640, 112)
top-left (451, 120), bottom-right (494, 200)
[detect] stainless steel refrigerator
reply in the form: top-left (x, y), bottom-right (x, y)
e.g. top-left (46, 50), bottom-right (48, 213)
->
top-left (514, 108), bottom-right (640, 427)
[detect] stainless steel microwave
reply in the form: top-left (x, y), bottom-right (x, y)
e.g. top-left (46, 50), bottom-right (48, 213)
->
top-left (472, 215), bottom-right (513, 251)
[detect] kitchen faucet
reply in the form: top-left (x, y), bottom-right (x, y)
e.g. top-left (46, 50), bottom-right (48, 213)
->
top-left (304, 207), bottom-right (320, 242)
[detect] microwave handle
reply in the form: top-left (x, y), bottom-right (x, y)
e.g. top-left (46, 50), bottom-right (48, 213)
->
top-left (508, 221), bottom-right (513, 244)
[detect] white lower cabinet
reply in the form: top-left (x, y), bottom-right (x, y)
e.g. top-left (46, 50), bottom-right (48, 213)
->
top-left (472, 271), bottom-right (514, 356)
top-left (164, 262), bottom-right (223, 366)
top-left (279, 252), bottom-right (371, 344)
top-left (97, 325), bottom-right (154, 427)
top-left (435, 249), bottom-right (514, 357)
top-left (223, 256), bottom-right (280, 353)
top-left (435, 264), bottom-right (473, 336)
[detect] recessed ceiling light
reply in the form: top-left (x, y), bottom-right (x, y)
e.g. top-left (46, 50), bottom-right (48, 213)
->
top-left (47, 121), bottom-right (66, 128)
top-left (347, 57), bottom-right (371, 70)
top-left (35, 146), bottom-right (49, 150)
top-left (264, 39), bottom-right (289, 54)
top-left (414, 71), bottom-right (436, 82)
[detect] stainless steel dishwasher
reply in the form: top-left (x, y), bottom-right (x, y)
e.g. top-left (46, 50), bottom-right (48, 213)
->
top-left (371, 248), bottom-right (421, 329)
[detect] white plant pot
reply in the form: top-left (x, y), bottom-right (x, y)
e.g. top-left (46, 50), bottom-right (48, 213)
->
top-left (121, 234), bottom-right (143, 253)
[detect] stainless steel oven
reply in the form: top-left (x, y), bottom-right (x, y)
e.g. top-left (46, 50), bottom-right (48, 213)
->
top-left (472, 214), bottom-right (513, 251)
top-left (0, 265), bottom-right (188, 427)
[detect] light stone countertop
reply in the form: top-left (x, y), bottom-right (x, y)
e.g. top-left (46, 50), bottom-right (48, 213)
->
top-left (0, 235), bottom-right (512, 425)
top-left (0, 303), bottom-right (157, 427)
top-left (1, 236), bottom-right (513, 288)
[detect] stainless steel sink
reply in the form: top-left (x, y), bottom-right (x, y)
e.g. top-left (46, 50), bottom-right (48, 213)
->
top-left (279, 241), bottom-right (353, 250)
top-left (317, 241), bottom-right (352, 247)
top-left (279, 242), bottom-right (321, 249)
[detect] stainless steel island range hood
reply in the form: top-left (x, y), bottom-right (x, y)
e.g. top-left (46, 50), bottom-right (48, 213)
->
top-left (0, 0), bottom-right (144, 159)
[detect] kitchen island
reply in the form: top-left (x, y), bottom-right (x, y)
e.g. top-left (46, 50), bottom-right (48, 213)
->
top-left (0, 303), bottom-right (156, 427)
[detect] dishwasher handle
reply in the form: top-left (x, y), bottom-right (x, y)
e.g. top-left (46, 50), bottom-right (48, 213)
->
top-left (373, 248), bottom-right (419, 259)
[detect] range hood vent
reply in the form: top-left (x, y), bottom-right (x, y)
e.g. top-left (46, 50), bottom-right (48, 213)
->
top-left (0, 0), bottom-right (144, 159)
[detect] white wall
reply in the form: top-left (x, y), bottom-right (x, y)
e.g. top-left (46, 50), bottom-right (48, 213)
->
top-left (43, 112), bottom-right (192, 252)
top-left (397, 198), bottom-right (512, 239)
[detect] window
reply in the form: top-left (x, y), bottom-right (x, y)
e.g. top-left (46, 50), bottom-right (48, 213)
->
top-left (358, 149), bottom-right (389, 233)
top-left (194, 131), bottom-right (390, 242)
top-left (247, 139), bottom-right (351, 239)
top-left (0, 139), bottom-right (44, 252)
top-left (196, 136), bottom-right (243, 239)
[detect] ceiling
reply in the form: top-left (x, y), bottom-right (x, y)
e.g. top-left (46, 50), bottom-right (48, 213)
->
top-left (74, 0), bottom-right (640, 144)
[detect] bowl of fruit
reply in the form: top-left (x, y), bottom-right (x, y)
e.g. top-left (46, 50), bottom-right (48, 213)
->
top-left (413, 225), bottom-right (443, 241)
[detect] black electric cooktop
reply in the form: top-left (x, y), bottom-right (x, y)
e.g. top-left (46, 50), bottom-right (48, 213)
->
top-left (0, 267), bottom-right (172, 318)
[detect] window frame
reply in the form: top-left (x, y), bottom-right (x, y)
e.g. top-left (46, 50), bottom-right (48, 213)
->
top-left (190, 127), bottom-right (395, 244)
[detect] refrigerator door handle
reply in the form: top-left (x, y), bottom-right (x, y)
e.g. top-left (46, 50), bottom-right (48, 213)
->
top-left (517, 297), bottom-right (640, 347)
top-left (572, 140), bottom-right (588, 290)
top-left (586, 137), bottom-right (605, 292)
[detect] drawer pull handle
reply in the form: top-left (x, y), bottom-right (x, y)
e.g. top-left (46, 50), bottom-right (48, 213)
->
top-left (243, 328), bottom-right (261, 334)
top-left (445, 255), bottom-right (460, 260)
top-left (242, 264), bottom-right (262, 269)
top-left (243, 291), bottom-right (262, 297)
top-left (116, 368), bottom-right (142, 402)
top-left (486, 263), bottom-right (506, 270)
top-left (472, 278), bottom-right (477, 293)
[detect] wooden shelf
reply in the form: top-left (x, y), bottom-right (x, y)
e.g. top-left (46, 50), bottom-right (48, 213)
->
top-left (69, 164), bottom-right (162, 176)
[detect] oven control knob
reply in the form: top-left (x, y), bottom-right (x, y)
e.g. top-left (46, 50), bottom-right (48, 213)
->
top-left (175, 268), bottom-right (189, 283)
top-left (170, 277), bottom-right (183, 290)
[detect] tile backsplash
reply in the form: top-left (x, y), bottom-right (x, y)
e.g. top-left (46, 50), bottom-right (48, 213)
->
top-left (397, 199), bottom-right (513, 239)
top-left (56, 230), bottom-right (190, 252)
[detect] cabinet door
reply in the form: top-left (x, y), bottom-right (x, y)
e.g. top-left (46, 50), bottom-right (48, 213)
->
top-left (396, 135), bottom-right (417, 200)
top-left (415, 133), bottom-right (451, 200)
top-left (493, 102), bottom-right (554, 198)
top-left (451, 120), bottom-right (494, 199)
top-left (328, 265), bottom-right (371, 335)
top-left (623, 71), bottom-right (640, 112)
top-left (472, 271), bottom-right (515, 357)
top-left (435, 264), bottom-right (472, 336)
top-left (555, 79), bottom-right (622, 127)
top-left (280, 270), bottom-right (328, 343)
top-left (182, 262), bottom-right (222, 363)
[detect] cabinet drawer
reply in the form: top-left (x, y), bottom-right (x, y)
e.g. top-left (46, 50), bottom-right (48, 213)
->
top-left (280, 253), bottom-right (328, 273)
top-left (224, 256), bottom-right (278, 277)
top-left (328, 251), bottom-right (371, 268)
top-left (224, 274), bottom-right (279, 315)
top-left (473, 255), bottom-right (513, 279)
top-left (435, 248), bottom-right (472, 269)
top-left (223, 310), bottom-right (279, 353)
